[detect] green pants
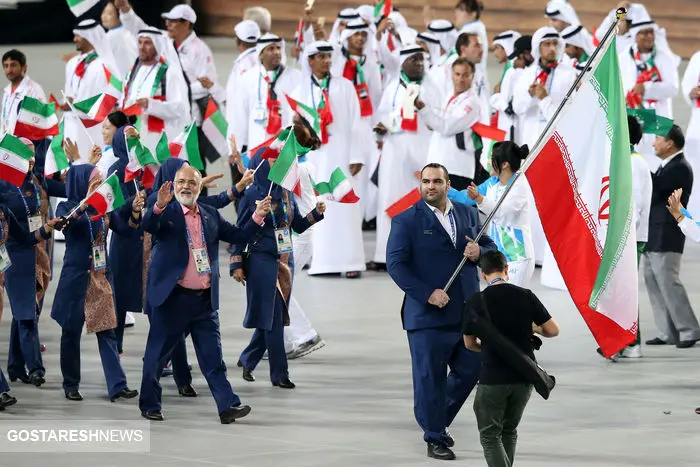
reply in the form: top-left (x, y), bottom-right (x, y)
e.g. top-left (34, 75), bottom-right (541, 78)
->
top-left (634, 242), bottom-right (646, 346)
top-left (473, 384), bottom-right (533, 467)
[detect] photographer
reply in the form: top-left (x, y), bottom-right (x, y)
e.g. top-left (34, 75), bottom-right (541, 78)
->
top-left (463, 250), bottom-right (559, 467)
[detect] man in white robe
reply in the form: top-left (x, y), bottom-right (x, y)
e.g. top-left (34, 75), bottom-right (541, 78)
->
top-left (561, 24), bottom-right (595, 73)
top-left (120, 29), bottom-right (190, 152)
top-left (681, 50), bottom-right (700, 214)
top-left (490, 31), bottom-right (521, 141)
top-left (1, 49), bottom-right (46, 136)
top-left (427, 20), bottom-right (458, 66)
top-left (226, 20), bottom-right (261, 143)
top-left (101, 1), bottom-right (138, 79)
top-left (618, 10), bottom-right (679, 171)
top-left (370, 45), bottom-right (435, 269)
top-left (291, 41), bottom-right (366, 278)
top-left (512, 27), bottom-right (576, 270)
top-left (230, 34), bottom-right (300, 154)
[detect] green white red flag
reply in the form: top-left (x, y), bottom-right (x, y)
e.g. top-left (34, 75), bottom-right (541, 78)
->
top-left (523, 35), bottom-right (638, 357)
top-left (85, 172), bottom-right (126, 220)
top-left (0, 133), bottom-right (34, 186)
top-left (386, 188), bottom-right (421, 218)
top-left (311, 167), bottom-right (359, 203)
top-left (267, 131), bottom-right (302, 196)
top-left (13, 96), bottom-right (59, 140)
top-left (104, 65), bottom-right (123, 96)
top-left (72, 93), bottom-right (118, 128)
top-left (169, 123), bottom-right (204, 170)
top-left (66, 0), bottom-right (101, 17)
top-left (285, 95), bottom-right (320, 137)
top-left (125, 135), bottom-right (158, 188)
top-left (373, 0), bottom-right (392, 17)
top-left (155, 132), bottom-right (171, 163)
top-left (201, 99), bottom-right (229, 159)
top-left (45, 121), bottom-right (70, 176)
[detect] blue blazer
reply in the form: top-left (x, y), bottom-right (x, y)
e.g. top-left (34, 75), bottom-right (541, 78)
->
top-left (142, 198), bottom-right (262, 310)
top-left (387, 201), bottom-right (496, 332)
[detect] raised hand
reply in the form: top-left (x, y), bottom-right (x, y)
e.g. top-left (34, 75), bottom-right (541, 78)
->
top-left (88, 145), bottom-right (102, 165)
top-left (315, 201), bottom-right (326, 214)
top-left (156, 181), bottom-right (174, 208)
top-left (202, 173), bottom-right (224, 188)
top-left (467, 182), bottom-right (482, 203)
top-left (64, 138), bottom-right (80, 162)
top-left (236, 169), bottom-right (254, 193)
top-left (255, 195), bottom-right (272, 217)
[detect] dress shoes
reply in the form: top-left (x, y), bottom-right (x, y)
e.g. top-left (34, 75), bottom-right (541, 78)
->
top-left (0, 392), bottom-right (17, 409)
top-left (141, 411), bottom-right (164, 421)
top-left (443, 429), bottom-right (455, 448)
top-left (178, 383), bottom-right (198, 397)
top-left (9, 373), bottom-right (30, 384)
top-left (427, 442), bottom-right (456, 460)
top-left (645, 337), bottom-right (669, 345)
top-left (236, 359), bottom-right (243, 368)
top-left (29, 373), bottom-right (45, 387)
top-left (242, 368), bottom-right (255, 382)
top-left (65, 391), bottom-right (83, 401)
top-left (219, 405), bottom-right (251, 424)
top-left (272, 378), bottom-right (295, 389)
top-left (676, 339), bottom-right (699, 349)
top-left (110, 387), bottom-right (138, 402)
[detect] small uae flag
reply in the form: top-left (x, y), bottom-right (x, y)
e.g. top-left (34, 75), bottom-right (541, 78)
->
top-left (250, 129), bottom-right (291, 160)
top-left (155, 132), bottom-right (171, 163)
top-left (66, 0), bottom-right (101, 17)
top-left (85, 172), bottom-right (126, 220)
top-left (125, 135), bottom-right (159, 188)
top-left (201, 99), bottom-right (229, 159)
top-left (73, 93), bottom-right (119, 128)
top-left (472, 122), bottom-right (507, 142)
top-left (285, 95), bottom-right (320, 136)
top-left (49, 94), bottom-right (60, 112)
top-left (0, 133), bottom-right (34, 187)
top-left (268, 131), bottom-right (302, 196)
top-left (45, 122), bottom-right (70, 176)
top-left (294, 19), bottom-right (305, 48)
top-left (311, 167), bottom-right (360, 203)
top-left (13, 96), bottom-right (59, 140)
top-left (104, 65), bottom-right (123, 96)
top-left (373, 0), bottom-right (392, 18)
top-left (169, 123), bottom-right (204, 170)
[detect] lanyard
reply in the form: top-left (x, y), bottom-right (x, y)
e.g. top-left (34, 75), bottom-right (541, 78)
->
top-left (86, 213), bottom-right (107, 246)
top-left (16, 183), bottom-right (40, 216)
top-left (310, 76), bottom-right (329, 109)
top-left (270, 190), bottom-right (290, 230)
top-left (134, 63), bottom-right (159, 98)
top-left (488, 278), bottom-right (506, 286)
top-left (184, 210), bottom-right (207, 251)
top-left (447, 209), bottom-right (456, 246)
top-left (257, 68), bottom-right (280, 104)
top-left (0, 216), bottom-right (5, 243)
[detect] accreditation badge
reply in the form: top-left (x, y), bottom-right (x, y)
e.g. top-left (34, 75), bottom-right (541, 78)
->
top-left (92, 245), bottom-right (107, 271)
top-left (0, 244), bottom-right (11, 272)
top-left (253, 105), bottom-right (267, 124)
top-left (193, 247), bottom-right (212, 274)
top-left (28, 215), bottom-right (42, 233)
top-left (275, 228), bottom-right (293, 254)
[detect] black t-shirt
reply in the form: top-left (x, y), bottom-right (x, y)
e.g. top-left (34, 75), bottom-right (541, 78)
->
top-left (463, 283), bottom-right (552, 385)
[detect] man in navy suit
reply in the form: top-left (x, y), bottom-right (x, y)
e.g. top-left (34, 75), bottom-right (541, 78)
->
top-left (139, 165), bottom-right (271, 424)
top-left (387, 163), bottom-right (496, 460)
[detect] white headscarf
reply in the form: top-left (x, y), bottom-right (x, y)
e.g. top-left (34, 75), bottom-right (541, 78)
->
top-left (416, 32), bottom-right (440, 68)
top-left (136, 28), bottom-right (189, 112)
top-left (492, 30), bottom-right (521, 58)
top-left (330, 8), bottom-right (360, 44)
top-left (399, 44), bottom-right (426, 70)
top-left (544, 1), bottom-right (581, 27)
top-left (532, 26), bottom-right (564, 64)
top-left (301, 41), bottom-right (334, 83)
top-left (340, 19), bottom-right (375, 54)
top-left (427, 19), bottom-right (458, 53)
top-left (73, 19), bottom-right (120, 79)
top-left (256, 33), bottom-right (287, 63)
top-left (560, 25), bottom-right (594, 56)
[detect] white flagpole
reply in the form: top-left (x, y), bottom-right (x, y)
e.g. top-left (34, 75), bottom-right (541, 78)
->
top-left (66, 169), bottom-right (118, 219)
top-left (252, 158), bottom-right (267, 175)
top-left (443, 8), bottom-right (627, 292)
top-left (60, 90), bottom-right (97, 147)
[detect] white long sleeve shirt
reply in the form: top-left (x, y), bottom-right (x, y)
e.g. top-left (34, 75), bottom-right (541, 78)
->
top-left (1, 76), bottom-right (46, 135)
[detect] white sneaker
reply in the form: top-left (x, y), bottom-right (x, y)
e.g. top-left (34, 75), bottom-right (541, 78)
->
top-left (125, 312), bottom-right (136, 327)
top-left (620, 345), bottom-right (642, 358)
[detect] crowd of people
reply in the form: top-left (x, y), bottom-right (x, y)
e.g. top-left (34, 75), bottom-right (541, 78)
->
top-left (0, 0), bottom-right (699, 463)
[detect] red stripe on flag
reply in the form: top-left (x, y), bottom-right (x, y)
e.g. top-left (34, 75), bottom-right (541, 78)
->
top-left (122, 104), bottom-right (142, 116)
top-left (86, 193), bottom-right (108, 218)
top-left (13, 122), bottom-right (59, 140)
top-left (386, 188), bottom-right (421, 218)
top-left (472, 122), bottom-right (506, 142)
top-left (204, 98), bottom-right (217, 120)
top-left (526, 135), bottom-right (635, 357)
top-left (0, 164), bottom-right (29, 187)
top-left (339, 191), bottom-right (360, 203)
top-left (169, 142), bottom-right (183, 157)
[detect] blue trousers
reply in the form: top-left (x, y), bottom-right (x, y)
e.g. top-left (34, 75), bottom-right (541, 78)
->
top-left (407, 327), bottom-right (482, 445)
top-left (239, 291), bottom-right (289, 383)
top-left (60, 325), bottom-right (127, 398)
top-left (115, 308), bottom-right (127, 354)
top-left (144, 315), bottom-right (193, 387)
top-left (139, 289), bottom-right (239, 414)
top-left (8, 317), bottom-right (44, 379)
top-left (0, 368), bottom-right (9, 393)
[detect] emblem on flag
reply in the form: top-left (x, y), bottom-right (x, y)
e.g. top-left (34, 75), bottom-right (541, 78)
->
top-left (598, 176), bottom-right (610, 222)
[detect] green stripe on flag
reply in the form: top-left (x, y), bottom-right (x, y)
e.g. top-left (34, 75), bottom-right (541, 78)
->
top-left (73, 94), bottom-right (100, 114)
top-left (156, 132), bottom-right (170, 163)
top-left (314, 167), bottom-right (346, 195)
top-left (105, 174), bottom-right (126, 209)
top-left (0, 133), bottom-right (34, 160)
top-left (373, 0), bottom-right (385, 17)
top-left (209, 110), bottom-right (228, 138)
top-left (590, 36), bottom-right (635, 308)
top-left (268, 132), bottom-right (298, 186)
top-left (21, 97), bottom-right (56, 118)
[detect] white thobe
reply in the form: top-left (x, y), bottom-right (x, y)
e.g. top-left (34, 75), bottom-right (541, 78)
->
top-left (1, 76), bottom-right (46, 136)
top-left (230, 65), bottom-right (300, 152)
top-left (681, 51), bottom-right (700, 214)
top-left (490, 66), bottom-right (524, 144)
top-left (631, 152), bottom-right (652, 243)
top-left (291, 75), bottom-right (366, 274)
top-left (373, 78), bottom-right (434, 264)
top-left (226, 48), bottom-right (259, 139)
top-left (619, 46), bottom-right (679, 171)
top-left (106, 26), bottom-right (138, 79)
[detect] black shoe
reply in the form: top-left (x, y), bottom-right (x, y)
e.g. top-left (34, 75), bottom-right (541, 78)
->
top-left (65, 391), bottom-right (83, 401)
top-left (427, 442), bottom-right (456, 460)
top-left (695, 407), bottom-right (700, 415)
top-left (0, 392), bottom-right (17, 409)
top-left (219, 405), bottom-right (251, 424)
top-left (110, 387), bottom-right (138, 402)
top-left (645, 337), bottom-right (669, 345)
top-left (237, 359), bottom-right (243, 368)
top-left (141, 411), bottom-right (164, 421)
top-left (9, 373), bottom-right (30, 384)
top-left (242, 368), bottom-right (255, 382)
top-left (29, 373), bottom-right (45, 387)
top-left (676, 339), bottom-right (698, 349)
top-left (272, 378), bottom-right (295, 389)
top-left (178, 384), bottom-right (198, 397)
top-left (365, 261), bottom-right (387, 271)
top-left (443, 429), bottom-right (455, 448)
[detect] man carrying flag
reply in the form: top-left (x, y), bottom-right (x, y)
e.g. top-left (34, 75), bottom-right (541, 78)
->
top-left (1, 50), bottom-right (47, 136)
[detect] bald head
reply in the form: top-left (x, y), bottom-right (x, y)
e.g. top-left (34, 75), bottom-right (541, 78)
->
top-left (174, 165), bottom-right (201, 207)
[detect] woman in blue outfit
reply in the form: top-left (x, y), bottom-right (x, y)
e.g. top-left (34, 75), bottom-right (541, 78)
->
top-left (143, 158), bottom-right (253, 391)
top-left (231, 146), bottom-right (325, 389)
top-left (0, 138), bottom-right (65, 386)
top-left (50, 164), bottom-right (143, 402)
top-left (0, 198), bottom-right (60, 409)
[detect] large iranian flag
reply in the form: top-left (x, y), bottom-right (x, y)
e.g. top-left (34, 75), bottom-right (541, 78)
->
top-left (85, 173), bottom-right (126, 220)
top-left (524, 35), bottom-right (638, 357)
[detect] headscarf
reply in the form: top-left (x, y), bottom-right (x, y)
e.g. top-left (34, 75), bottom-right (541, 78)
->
top-left (493, 30), bottom-right (522, 58)
top-left (256, 33), bottom-right (287, 63)
top-left (532, 27), bottom-right (564, 65)
top-left (427, 19), bottom-right (458, 54)
top-left (627, 4), bottom-right (680, 67)
top-left (339, 19), bottom-right (376, 54)
top-left (544, 0), bottom-right (581, 26)
top-left (561, 25), bottom-right (594, 56)
top-left (416, 32), bottom-right (440, 67)
top-left (66, 164), bottom-right (96, 203)
top-left (300, 41), bottom-right (334, 84)
top-left (73, 19), bottom-right (120, 80)
top-left (330, 8), bottom-right (360, 44)
top-left (153, 158), bottom-right (187, 190)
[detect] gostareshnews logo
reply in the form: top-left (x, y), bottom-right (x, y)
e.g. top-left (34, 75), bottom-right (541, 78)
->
top-left (0, 420), bottom-right (150, 453)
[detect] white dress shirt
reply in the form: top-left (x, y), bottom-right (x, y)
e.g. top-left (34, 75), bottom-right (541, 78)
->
top-left (425, 200), bottom-right (457, 246)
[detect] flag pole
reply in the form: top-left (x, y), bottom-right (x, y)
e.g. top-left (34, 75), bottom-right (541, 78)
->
top-left (66, 170), bottom-right (118, 219)
top-left (60, 90), bottom-right (97, 147)
top-left (267, 181), bottom-right (274, 197)
top-left (252, 159), bottom-right (267, 175)
top-left (443, 8), bottom-right (627, 292)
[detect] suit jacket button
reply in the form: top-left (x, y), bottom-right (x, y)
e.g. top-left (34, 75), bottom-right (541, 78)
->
top-left (88, 255), bottom-right (92, 260)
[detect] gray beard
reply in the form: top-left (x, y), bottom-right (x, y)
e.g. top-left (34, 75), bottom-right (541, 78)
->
top-left (175, 192), bottom-right (198, 207)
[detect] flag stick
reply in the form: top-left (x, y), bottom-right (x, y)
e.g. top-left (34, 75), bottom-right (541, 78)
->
top-left (252, 159), bottom-right (267, 175)
top-left (443, 8), bottom-right (627, 292)
top-left (60, 90), bottom-right (96, 147)
top-left (134, 179), bottom-right (139, 193)
top-left (267, 181), bottom-right (274, 197)
top-left (66, 170), bottom-right (118, 219)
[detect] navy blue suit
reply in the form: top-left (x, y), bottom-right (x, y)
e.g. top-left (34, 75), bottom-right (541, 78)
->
top-left (139, 196), bottom-right (262, 415)
top-left (387, 200), bottom-right (496, 446)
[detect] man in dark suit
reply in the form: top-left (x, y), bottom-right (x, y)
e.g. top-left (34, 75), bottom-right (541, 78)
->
top-left (644, 125), bottom-right (700, 348)
top-left (387, 163), bottom-right (497, 460)
top-left (139, 165), bottom-right (271, 423)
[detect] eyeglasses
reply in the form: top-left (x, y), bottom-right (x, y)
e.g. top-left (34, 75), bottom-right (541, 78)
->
top-left (175, 179), bottom-right (198, 188)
